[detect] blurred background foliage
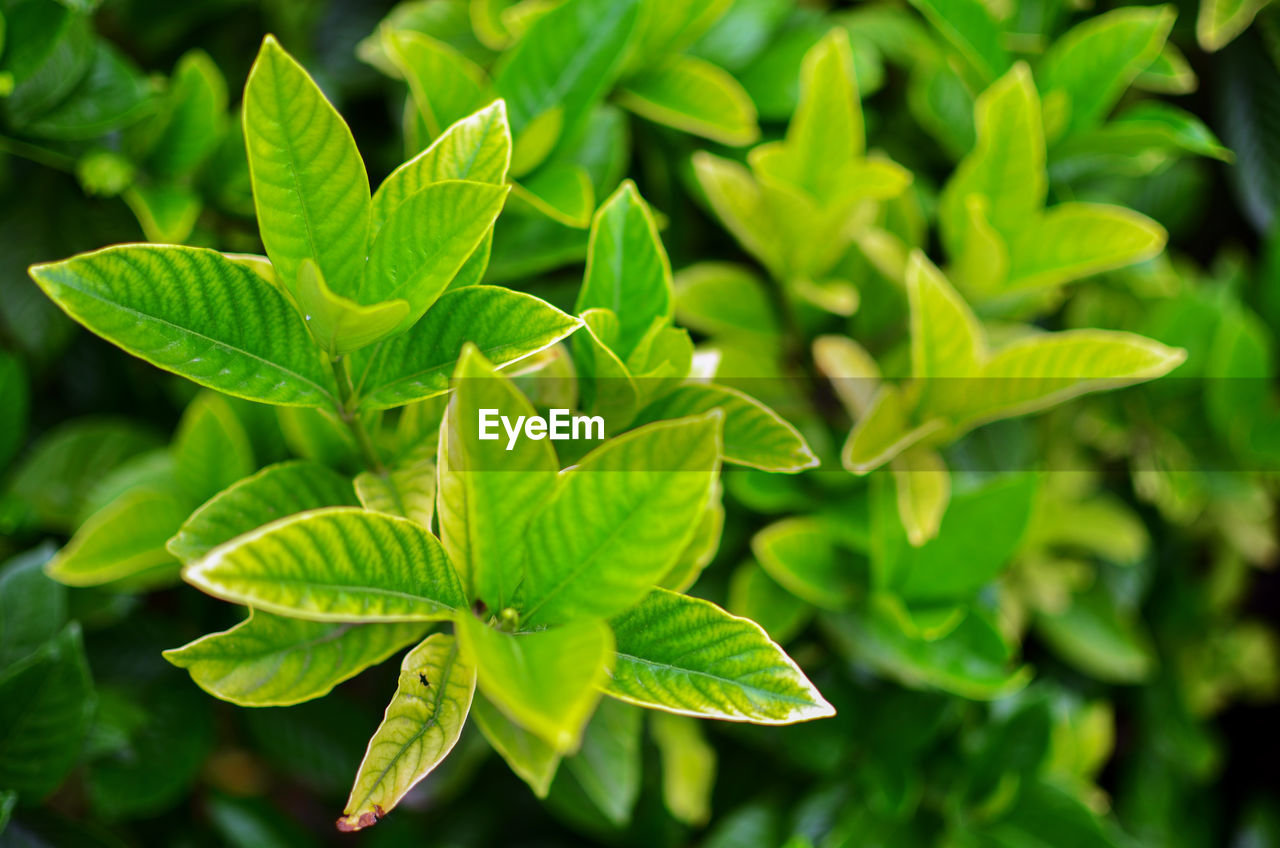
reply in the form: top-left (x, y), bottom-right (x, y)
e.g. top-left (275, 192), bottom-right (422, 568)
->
top-left (1, 0), bottom-right (1279, 846)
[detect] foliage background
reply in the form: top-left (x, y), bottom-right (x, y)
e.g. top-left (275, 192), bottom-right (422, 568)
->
top-left (1, 0), bottom-right (1279, 846)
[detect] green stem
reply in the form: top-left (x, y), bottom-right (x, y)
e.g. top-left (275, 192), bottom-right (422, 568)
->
top-left (0, 135), bottom-right (76, 173)
top-left (331, 357), bottom-right (385, 474)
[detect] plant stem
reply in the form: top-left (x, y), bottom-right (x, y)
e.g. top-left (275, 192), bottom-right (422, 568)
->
top-left (331, 357), bottom-right (385, 474)
top-left (0, 135), bottom-right (76, 173)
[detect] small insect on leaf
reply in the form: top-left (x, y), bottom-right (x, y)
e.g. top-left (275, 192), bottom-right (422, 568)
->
top-left (419, 672), bottom-right (430, 687)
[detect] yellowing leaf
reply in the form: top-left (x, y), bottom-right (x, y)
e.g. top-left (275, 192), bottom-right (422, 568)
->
top-left (652, 713), bottom-right (716, 826)
top-left (1198, 0), bottom-right (1273, 50)
top-left (338, 634), bottom-right (476, 830)
top-left (1005, 203), bottom-right (1167, 292)
top-left (891, 447), bottom-right (951, 547)
top-left (939, 63), bottom-right (1044, 258)
top-left (47, 487), bottom-right (188, 588)
top-left (778, 28), bottom-right (864, 197)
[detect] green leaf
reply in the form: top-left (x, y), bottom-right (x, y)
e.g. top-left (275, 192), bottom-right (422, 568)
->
top-left (471, 692), bottom-right (561, 797)
top-left (571, 309), bottom-right (643, 427)
top-left (244, 36), bottom-right (370, 300)
top-left (911, 253), bottom-right (986, 375)
top-left (617, 54), bottom-right (758, 146)
top-left (1035, 585), bottom-right (1156, 683)
top-left (371, 100), bottom-right (512, 231)
top-left (46, 487), bottom-right (189, 587)
top-left (295, 259), bottom-right (410, 355)
top-left (0, 790), bottom-right (14, 833)
top-left (776, 29), bottom-right (864, 196)
top-left (607, 588), bottom-right (834, 723)
top-left (439, 346), bottom-right (558, 609)
top-left (875, 473), bottom-right (1037, 601)
top-left (164, 610), bottom-right (427, 707)
top-left (635, 383), bottom-right (817, 472)
top-left (986, 778), bottom-right (1125, 847)
top-left (383, 29), bottom-right (488, 141)
top-left (1135, 42), bottom-right (1197, 93)
top-left (673, 262), bottom-right (779, 339)
top-left (493, 0), bottom-right (641, 151)
top-left (1218, 33), bottom-right (1280, 234)
top-left (905, 253), bottom-right (1185, 432)
top-left (21, 41), bottom-right (153, 140)
top-left (692, 152), bottom-right (785, 279)
top-left (168, 461), bottom-right (358, 563)
top-left (148, 49), bottom-right (228, 179)
top-left (519, 413), bottom-right (722, 626)
top-left (1038, 6), bottom-right (1175, 135)
top-left (1006, 203), bottom-right (1167, 291)
top-left (1198, 0), bottom-right (1273, 50)
top-left (576, 181), bottom-right (673, 358)
top-left (950, 330), bottom-right (1186, 430)
top-left (752, 517), bottom-right (859, 610)
top-left (508, 104), bottom-right (564, 178)
top-left (172, 391), bottom-right (255, 504)
top-left (0, 623), bottom-right (94, 798)
top-left (728, 560), bottom-right (812, 645)
top-left (122, 183), bottom-right (203, 244)
top-left (338, 633), bottom-right (476, 830)
top-left (355, 449), bottom-right (436, 529)
top-left (628, 0), bottom-right (733, 68)
top-left (652, 712), bottom-right (716, 826)
top-left (940, 63), bottom-right (1044, 257)
top-left (0, 545), bottom-right (66, 668)
top-left (29, 245), bottom-right (337, 407)
top-left (510, 163), bottom-right (594, 227)
top-left (352, 285), bottom-right (581, 410)
top-left (184, 507), bottom-right (466, 622)
top-left (907, 0), bottom-right (1010, 82)
top-left (824, 597), bottom-right (1031, 700)
top-left (2, 418), bottom-right (160, 532)
top-left (659, 487), bottom-right (725, 593)
top-left (361, 179), bottom-right (510, 331)
top-left (563, 698), bottom-right (643, 826)
top-left (457, 615), bottom-right (613, 753)
top-left (841, 384), bottom-right (946, 474)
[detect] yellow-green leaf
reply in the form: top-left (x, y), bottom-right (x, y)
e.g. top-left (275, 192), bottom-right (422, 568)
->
top-left (184, 507), bottom-right (466, 622)
top-left (164, 610), bottom-right (427, 707)
top-left (457, 615), bottom-right (613, 753)
top-left (606, 588), bottom-right (834, 723)
top-left (338, 633), bottom-right (476, 830)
